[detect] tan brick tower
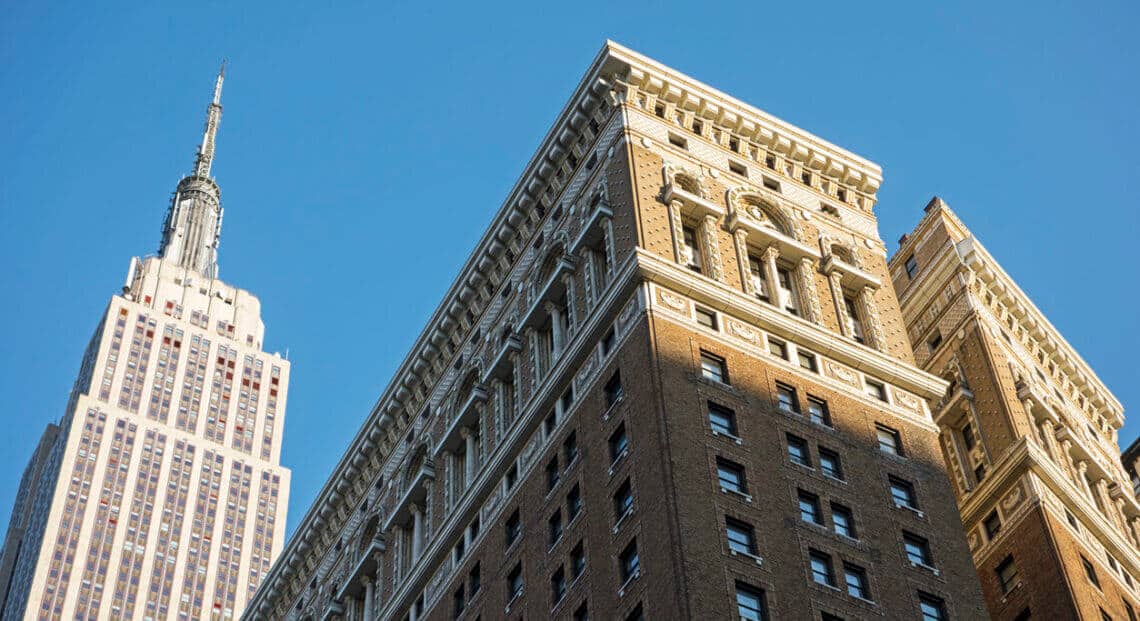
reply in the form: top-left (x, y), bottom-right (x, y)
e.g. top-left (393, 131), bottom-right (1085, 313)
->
top-left (0, 65), bottom-right (292, 620)
top-left (890, 198), bottom-right (1135, 620)
top-left (244, 42), bottom-right (986, 620)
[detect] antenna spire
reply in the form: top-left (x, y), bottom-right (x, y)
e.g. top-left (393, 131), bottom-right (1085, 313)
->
top-left (193, 61), bottom-right (225, 178)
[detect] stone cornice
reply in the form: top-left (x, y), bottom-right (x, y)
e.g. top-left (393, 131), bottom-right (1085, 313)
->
top-left (604, 41), bottom-right (883, 195)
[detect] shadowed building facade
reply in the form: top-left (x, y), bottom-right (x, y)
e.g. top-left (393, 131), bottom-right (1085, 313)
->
top-left (0, 67), bottom-right (292, 620)
top-left (244, 43), bottom-right (986, 620)
top-left (890, 198), bottom-right (1135, 620)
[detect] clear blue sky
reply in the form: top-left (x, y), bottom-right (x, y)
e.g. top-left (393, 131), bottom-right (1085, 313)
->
top-left (2, 1), bottom-right (1138, 537)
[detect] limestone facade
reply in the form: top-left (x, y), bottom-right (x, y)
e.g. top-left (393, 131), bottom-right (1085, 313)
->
top-left (890, 198), bottom-right (1135, 620)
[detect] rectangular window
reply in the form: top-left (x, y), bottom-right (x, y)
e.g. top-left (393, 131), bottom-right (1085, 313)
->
top-left (798, 350), bottom-right (818, 373)
top-left (567, 484), bottom-right (582, 520)
top-left (776, 383), bottom-right (800, 414)
top-left (807, 397), bottom-right (831, 427)
top-left (695, 307), bottom-right (718, 330)
top-left (776, 267), bottom-right (799, 315)
top-left (799, 490), bottom-right (822, 525)
top-left (735, 581), bottom-right (767, 621)
top-left (609, 423), bottom-right (629, 463)
top-left (904, 532), bottom-right (932, 566)
top-left (844, 297), bottom-right (865, 343)
top-left (1083, 555), bottom-right (1102, 589)
top-left (508, 562), bottom-right (524, 601)
top-left (469, 563), bottom-right (481, 594)
top-left (918, 593), bottom-right (947, 621)
top-left (844, 563), bottom-right (870, 600)
top-left (819, 447), bottom-right (843, 480)
top-left (548, 509), bottom-right (563, 546)
top-left (546, 457), bottom-right (561, 491)
top-left (865, 379), bottom-right (888, 402)
top-left (984, 510), bottom-right (1002, 539)
top-left (787, 434), bottom-right (811, 467)
top-left (682, 226), bottom-right (703, 273)
top-left (905, 255), bottom-right (918, 279)
top-left (876, 424), bottom-right (902, 455)
top-left (563, 431), bottom-right (579, 464)
top-left (763, 176), bottom-right (780, 191)
top-left (571, 541), bottom-right (586, 578)
top-left (709, 402), bottom-right (738, 437)
top-left (505, 509), bottom-right (521, 546)
top-left (729, 160), bottom-right (748, 177)
top-left (717, 458), bottom-right (747, 495)
top-left (700, 351), bottom-right (728, 384)
top-left (668, 133), bottom-right (688, 150)
top-left (620, 540), bottom-right (640, 582)
top-left (961, 423), bottom-right (976, 451)
top-left (889, 476), bottom-right (918, 510)
top-left (997, 555), bottom-right (1018, 593)
top-left (614, 479), bottom-right (634, 521)
top-left (749, 255), bottom-right (770, 301)
top-left (767, 336), bottom-right (787, 360)
top-left (604, 371), bottom-right (623, 408)
top-left (551, 566), bottom-right (566, 603)
top-left (832, 504), bottom-right (856, 539)
top-left (809, 550), bottom-right (836, 587)
top-left (928, 331), bottom-right (943, 352)
top-left (726, 517), bottom-right (757, 555)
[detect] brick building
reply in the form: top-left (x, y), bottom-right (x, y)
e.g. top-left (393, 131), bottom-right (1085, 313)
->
top-left (244, 43), bottom-right (986, 620)
top-left (890, 198), bottom-right (1136, 620)
top-left (0, 66), bottom-right (292, 620)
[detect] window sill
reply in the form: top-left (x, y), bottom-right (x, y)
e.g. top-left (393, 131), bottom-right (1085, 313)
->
top-left (612, 507), bottom-right (635, 535)
top-left (602, 395), bottom-right (624, 421)
top-left (822, 472), bottom-right (847, 485)
top-left (719, 487), bottom-right (753, 503)
top-left (711, 429), bottom-right (743, 445)
top-left (504, 589), bottom-right (524, 614)
top-left (608, 447), bottom-right (630, 477)
top-left (893, 503), bottom-right (925, 519)
top-left (909, 560), bottom-right (940, 577)
top-left (618, 569), bottom-right (641, 597)
top-left (729, 549), bottom-right (764, 566)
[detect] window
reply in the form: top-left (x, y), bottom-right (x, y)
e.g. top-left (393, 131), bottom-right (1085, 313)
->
top-left (928, 331), bottom-right (943, 352)
top-left (469, 562), bottom-right (481, 595)
top-left (551, 566), bottom-right (566, 603)
top-left (821, 614), bottom-right (845, 621)
top-left (809, 550), bottom-right (836, 587)
top-left (700, 351), bottom-right (728, 383)
top-left (682, 226), bottom-right (702, 272)
top-left (787, 434), bottom-right (811, 467)
top-left (562, 432), bottom-right (579, 465)
top-left (974, 463), bottom-right (987, 483)
top-left (776, 383), bottom-right (800, 413)
top-left (961, 423), bottom-right (976, 451)
top-left (1083, 555), bottom-right (1102, 589)
top-left (601, 327), bottom-right (616, 356)
top-left (844, 297), bottom-right (865, 343)
top-left (983, 510), bottom-right (1001, 539)
top-left (807, 397), bottom-right (831, 427)
top-left (625, 603), bottom-right (644, 621)
top-left (567, 484), bottom-right (583, 520)
top-left (1101, 609), bottom-right (1113, 621)
top-left (1125, 600), bottom-right (1136, 621)
top-left (997, 555), bottom-right (1018, 593)
top-left (547, 457), bottom-right (561, 491)
top-left (506, 463), bottom-right (518, 490)
top-left (548, 509), bottom-right (563, 546)
top-left (889, 476), bottom-right (918, 510)
top-left (735, 582), bottom-right (767, 621)
top-left (918, 593), bottom-right (947, 621)
top-left (668, 133), bottom-right (688, 150)
top-left (571, 541), bottom-right (586, 578)
top-left (820, 203), bottom-right (839, 218)
top-left (574, 602), bottom-right (589, 621)
top-left (776, 267), bottom-right (800, 315)
top-left (831, 504), bottom-right (856, 539)
top-left (844, 563), bottom-right (870, 600)
top-left (604, 371), bottom-right (623, 408)
top-left (717, 458), bottom-right (747, 495)
top-left (764, 154), bottom-right (776, 169)
top-left (763, 177), bottom-right (780, 192)
top-left (729, 160), bottom-right (748, 177)
top-left (865, 379), bottom-right (888, 402)
top-left (507, 562), bottom-right (524, 601)
top-left (610, 423), bottom-right (629, 463)
top-left (798, 350), bottom-right (818, 373)
top-left (767, 336), bottom-right (786, 359)
top-left (453, 585), bottom-right (465, 618)
top-left (619, 540), bottom-right (640, 582)
top-left (505, 509), bottom-right (521, 546)
top-left (904, 255), bottom-right (918, 279)
top-left (749, 255), bottom-right (770, 301)
top-left (614, 479), bottom-right (634, 521)
top-left (876, 424), bottom-right (902, 456)
top-left (799, 490), bottom-right (822, 525)
top-left (903, 532), bottom-right (932, 566)
top-left (819, 448), bottom-right (843, 480)
top-left (726, 517), bottom-right (757, 555)
top-left (709, 402), bottom-right (738, 437)
top-left (695, 306), bottom-right (718, 330)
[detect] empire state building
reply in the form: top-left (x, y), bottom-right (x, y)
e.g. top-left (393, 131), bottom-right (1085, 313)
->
top-left (0, 66), bottom-right (292, 621)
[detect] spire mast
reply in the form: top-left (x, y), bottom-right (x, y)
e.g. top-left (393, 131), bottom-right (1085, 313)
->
top-left (193, 61), bottom-right (225, 178)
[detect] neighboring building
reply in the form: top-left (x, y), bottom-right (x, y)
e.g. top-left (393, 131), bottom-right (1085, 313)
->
top-left (1122, 438), bottom-right (1140, 499)
top-left (0, 66), bottom-right (292, 620)
top-left (245, 42), bottom-right (985, 621)
top-left (890, 198), bottom-right (1136, 620)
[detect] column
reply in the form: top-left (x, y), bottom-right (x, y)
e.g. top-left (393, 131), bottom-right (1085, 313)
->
top-left (667, 202), bottom-right (684, 263)
top-left (582, 249), bottom-right (597, 306)
top-left (411, 504), bottom-right (423, 559)
top-left (795, 257), bottom-right (822, 324)
top-left (762, 246), bottom-right (781, 309)
top-left (362, 578), bottom-right (374, 621)
top-left (1077, 462), bottom-right (1094, 500)
top-left (463, 428), bottom-right (477, 482)
top-left (856, 286), bottom-right (887, 352)
top-left (603, 220), bottom-right (616, 275)
top-left (1060, 440), bottom-right (1079, 486)
top-left (547, 302), bottom-right (564, 357)
top-left (732, 229), bottom-right (753, 296)
top-left (827, 271), bottom-right (849, 337)
top-left (1037, 419), bottom-right (1059, 462)
top-left (563, 274), bottom-right (576, 336)
top-left (701, 214), bottom-right (724, 281)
